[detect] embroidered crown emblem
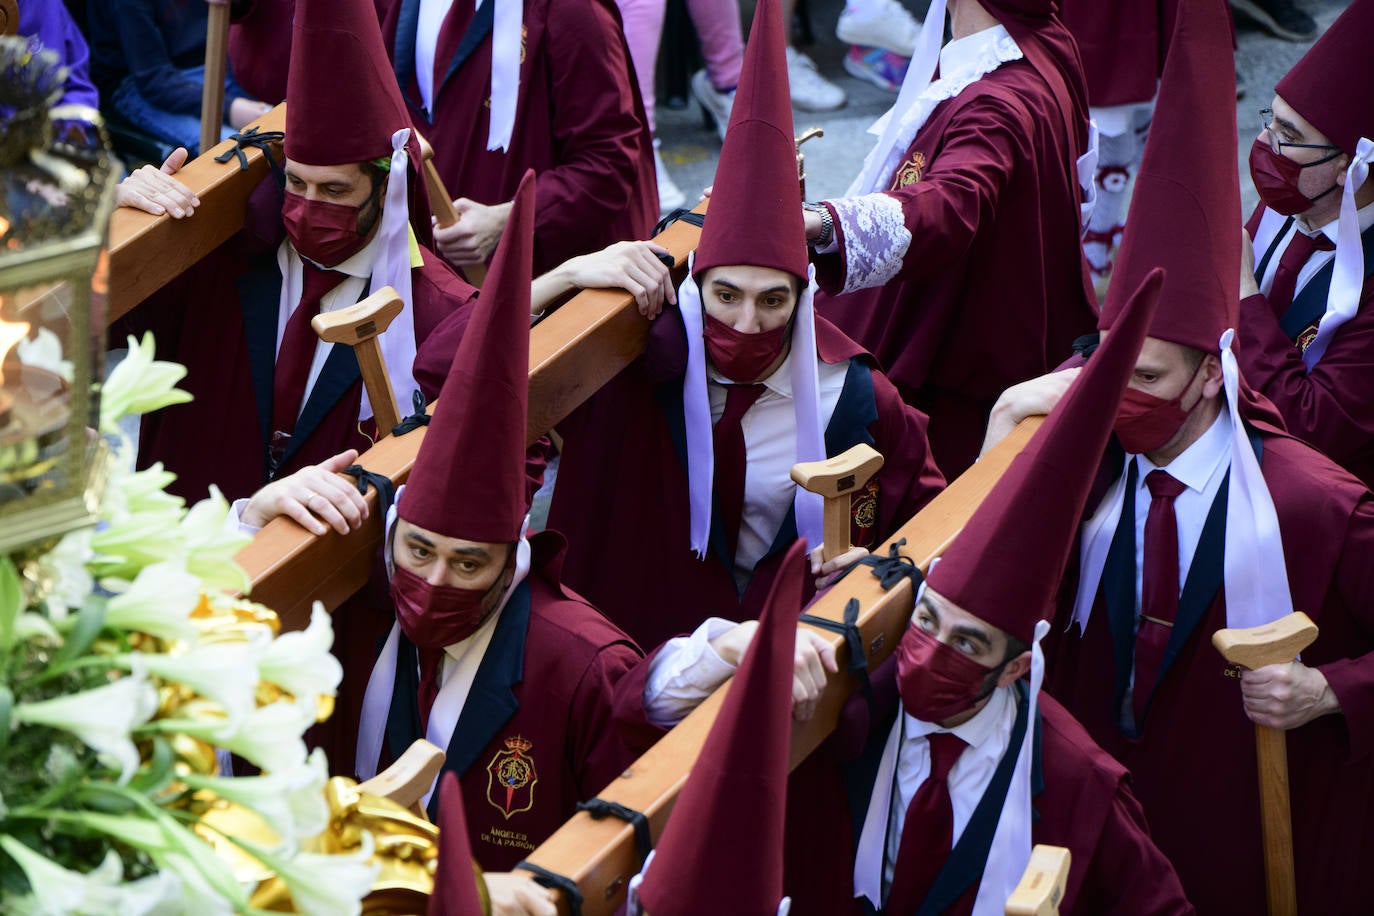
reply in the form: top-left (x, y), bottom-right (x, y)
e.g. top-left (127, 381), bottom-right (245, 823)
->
top-left (504, 736), bottom-right (534, 754)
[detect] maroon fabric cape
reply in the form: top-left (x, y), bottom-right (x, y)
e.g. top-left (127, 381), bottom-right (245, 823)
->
top-left (363, 532), bottom-right (642, 871)
top-left (229, 0), bottom-right (295, 104)
top-left (1059, 0), bottom-right (1175, 107)
top-left (119, 219), bottom-right (477, 503)
top-left (377, 0), bottom-right (657, 277)
top-left (547, 314), bottom-right (946, 651)
top-left (614, 651), bottom-right (1193, 914)
top-left (1239, 206), bottom-right (1374, 488)
top-left (816, 59), bottom-right (1097, 480)
top-left (1046, 431), bottom-right (1374, 915)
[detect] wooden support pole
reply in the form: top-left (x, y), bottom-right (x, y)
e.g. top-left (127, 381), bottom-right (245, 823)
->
top-left (199, 2), bottom-right (231, 155)
top-left (518, 417), bottom-right (1044, 916)
top-left (312, 287), bottom-right (405, 436)
top-left (413, 130), bottom-right (486, 288)
top-left (1005, 846), bottom-right (1071, 916)
top-left (791, 443), bottom-right (884, 562)
top-left (357, 740), bottom-right (445, 820)
top-left (1212, 612), bottom-right (1318, 916)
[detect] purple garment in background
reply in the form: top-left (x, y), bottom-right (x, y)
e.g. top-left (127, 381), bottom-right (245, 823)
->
top-left (20, 2), bottom-right (101, 111)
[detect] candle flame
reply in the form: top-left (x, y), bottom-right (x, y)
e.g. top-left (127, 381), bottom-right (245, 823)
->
top-left (0, 315), bottom-right (30, 387)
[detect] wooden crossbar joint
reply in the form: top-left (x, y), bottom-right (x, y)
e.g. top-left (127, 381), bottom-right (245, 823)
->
top-left (791, 443), bottom-right (884, 562)
top-left (1005, 845), bottom-right (1071, 916)
top-left (312, 286), bottom-right (405, 435)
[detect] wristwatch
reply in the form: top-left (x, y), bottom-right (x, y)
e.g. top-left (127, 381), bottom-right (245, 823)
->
top-left (802, 202), bottom-right (834, 249)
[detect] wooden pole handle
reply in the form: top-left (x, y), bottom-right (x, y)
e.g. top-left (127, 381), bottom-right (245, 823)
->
top-left (357, 739), bottom-right (445, 820)
top-left (312, 287), bottom-right (406, 438)
top-left (791, 443), bottom-right (884, 562)
top-left (413, 129), bottom-right (487, 287)
top-left (1212, 611), bottom-right (1317, 916)
top-left (200, 3), bottom-right (231, 155)
top-left (1006, 845), bottom-right (1071, 916)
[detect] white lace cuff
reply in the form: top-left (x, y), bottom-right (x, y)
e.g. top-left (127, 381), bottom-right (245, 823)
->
top-left (827, 193), bottom-right (912, 295)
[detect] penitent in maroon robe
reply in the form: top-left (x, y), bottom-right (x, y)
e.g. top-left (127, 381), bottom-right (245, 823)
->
top-left (615, 651), bottom-right (1193, 914)
top-left (377, 0), bottom-right (657, 277)
top-left (1238, 205), bottom-right (1374, 488)
top-left (1046, 431), bottom-right (1374, 915)
top-left (1059, 0), bottom-right (1176, 107)
top-left (547, 314), bottom-right (946, 652)
top-left (373, 532), bottom-right (642, 871)
top-left (229, 0), bottom-right (296, 104)
top-left (815, 59), bottom-right (1097, 480)
top-left (118, 221), bottom-right (477, 504)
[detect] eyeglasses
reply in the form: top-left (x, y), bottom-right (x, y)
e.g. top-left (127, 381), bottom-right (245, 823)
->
top-left (1259, 108), bottom-right (1342, 157)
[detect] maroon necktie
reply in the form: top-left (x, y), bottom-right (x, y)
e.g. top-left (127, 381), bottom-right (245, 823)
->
top-left (885, 731), bottom-right (968, 915)
top-left (1267, 230), bottom-right (1335, 317)
top-left (713, 383), bottom-right (766, 561)
top-left (271, 262), bottom-right (343, 436)
top-left (417, 646), bottom-right (445, 735)
top-left (1132, 469), bottom-right (1187, 727)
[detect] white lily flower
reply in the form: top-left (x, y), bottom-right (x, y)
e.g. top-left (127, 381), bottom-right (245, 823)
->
top-left (0, 841), bottom-right (182, 916)
top-left (103, 561), bottom-right (202, 643)
top-left (12, 670), bottom-right (159, 782)
top-left (13, 613), bottom-right (60, 643)
top-left (152, 852), bottom-right (237, 916)
top-left (258, 603), bottom-right (343, 702)
top-left (180, 487), bottom-right (251, 593)
top-left (234, 831), bottom-right (379, 916)
top-left (119, 640), bottom-right (264, 724)
top-left (177, 699), bottom-right (316, 773)
top-left (100, 332), bottom-right (192, 435)
top-left (32, 528), bottom-right (94, 617)
top-left (182, 747), bottom-right (330, 841)
top-left (90, 513), bottom-right (187, 582)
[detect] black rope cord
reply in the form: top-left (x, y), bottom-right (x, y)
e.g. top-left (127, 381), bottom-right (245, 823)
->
top-left (514, 861), bottom-right (584, 916)
top-left (391, 390), bottom-right (431, 437)
top-left (214, 126), bottom-right (286, 184)
top-left (577, 797), bottom-right (653, 864)
top-left (341, 464), bottom-right (396, 518)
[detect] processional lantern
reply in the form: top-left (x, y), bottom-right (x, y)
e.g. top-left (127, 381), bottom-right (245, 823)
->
top-left (0, 36), bottom-right (117, 553)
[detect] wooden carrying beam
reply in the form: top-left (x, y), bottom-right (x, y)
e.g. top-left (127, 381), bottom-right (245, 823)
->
top-left (520, 416), bottom-right (1045, 916)
top-left (107, 105), bottom-right (286, 324)
top-left (233, 203), bottom-right (708, 628)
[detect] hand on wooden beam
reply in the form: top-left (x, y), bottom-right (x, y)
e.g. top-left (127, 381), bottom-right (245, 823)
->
top-left (431, 199), bottom-right (513, 268)
top-left (240, 449), bottom-right (370, 536)
top-left (980, 367), bottom-right (1082, 458)
top-left (531, 240), bottom-right (677, 320)
top-left (707, 619), bottom-right (840, 723)
top-left (483, 872), bottom-right (559, 916)
top-left (115, 148), bottom-right (200, 219)
top-left (809, 542), bottom-right (871, 590)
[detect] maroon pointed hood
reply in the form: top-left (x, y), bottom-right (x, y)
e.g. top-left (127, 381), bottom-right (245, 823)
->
top-left (927, 269), bottom-right (1164, 642)
top-left (286, 0), bottom-right (414, 166)
top-left (638, 540), bottom-right (809, 915)
top-left (398, 171), bottom-right (535, 542)
top-left (1276, 0), bottom-right (1374, 156)
top-left (692, 0), bottom-right (808, 282)
top-left (428, 771), bottom-right (486, 916)
top-left (1098, 0), bottom-right (1237, 355)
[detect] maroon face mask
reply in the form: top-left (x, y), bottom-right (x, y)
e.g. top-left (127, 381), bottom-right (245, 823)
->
top-left (1247, 138), bottom-right (1341, 217)
top-left (703, 313), bottom-right (790, 382)
top-left (282, 192), bottom-right (373, 267)
top-left (895, 625), bottom-right (1002, 723)
top-left (390, 565), bottom-right (502, 649)
top-left (1112, 360), bottom-right (1204, 455)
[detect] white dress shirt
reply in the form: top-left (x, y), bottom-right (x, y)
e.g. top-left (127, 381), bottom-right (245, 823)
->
top-left (275, 234), bottom-right (382, 422)
top-left (1116, 410), bottom-right (1230, 727)
top-left (414, 0), bottom-right (450, 113)
top-left (1256, 200), bottom-right (1374, 301)
top-left (857, 686), bottom-right (1016, 903)
top-left (708, 349), bottom-right (849, 590)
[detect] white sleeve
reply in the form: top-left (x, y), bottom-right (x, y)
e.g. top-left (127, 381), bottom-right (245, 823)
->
top-left (228, 497), bottom-right (261, 535)
top-left (643, 617), bottom-right (741, 728)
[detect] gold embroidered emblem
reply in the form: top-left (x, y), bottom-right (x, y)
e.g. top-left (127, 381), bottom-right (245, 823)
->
top-left (1297, 321), bottom-right (1320, 353)
top-left (486, 736), bottom-right (538, 819)
top-left (851, 480), bottom-right (880, 547)
top-left (893, 151), bottom-right (926, 189)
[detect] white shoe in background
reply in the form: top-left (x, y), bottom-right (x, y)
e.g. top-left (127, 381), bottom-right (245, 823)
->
top-left (654, 141), bottom-right (686, 213)
top-left (836, 0), bottom-right (923, 58)
top-left (691, 69), bottom-right (736, 143)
